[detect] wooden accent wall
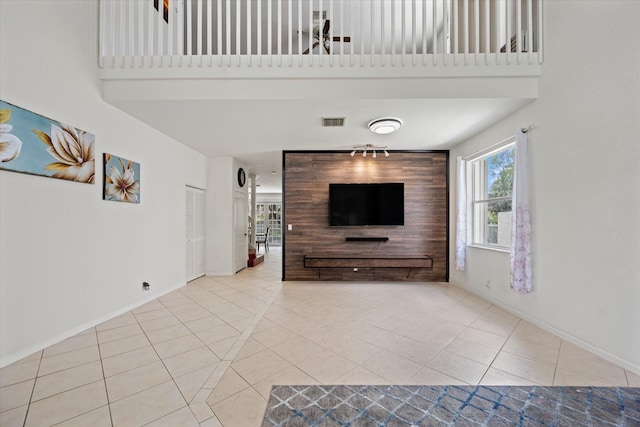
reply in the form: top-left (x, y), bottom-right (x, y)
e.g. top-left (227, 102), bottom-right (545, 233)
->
top-left (283, 151), bottom-right (449, 282)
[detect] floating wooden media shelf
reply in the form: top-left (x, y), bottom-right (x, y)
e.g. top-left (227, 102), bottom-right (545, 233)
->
top-left (303, 255), bottom-right (433, 278)
top-left (345, 237), bottom-right (389, 242)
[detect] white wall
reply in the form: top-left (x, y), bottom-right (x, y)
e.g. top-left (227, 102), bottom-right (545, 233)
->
top-left (206, 157), bottom-right (233, 275)
top-left (205, 157), bottom-right (248, 275)
top-left (256, 192), bottom-right (282, 203)
top-left (0, 1), bottom-right (208, 366)
top-left (450, 1), bottom-right (640, 372)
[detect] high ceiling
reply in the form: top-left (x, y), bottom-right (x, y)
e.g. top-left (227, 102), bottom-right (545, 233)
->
top-left (102, 0), bottom-right (538, 193)
top-left (108, 97), bottom-right (532, 192)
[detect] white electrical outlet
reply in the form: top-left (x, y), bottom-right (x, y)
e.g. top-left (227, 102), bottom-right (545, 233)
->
top-left (287, 224), bottom-right (292, 231)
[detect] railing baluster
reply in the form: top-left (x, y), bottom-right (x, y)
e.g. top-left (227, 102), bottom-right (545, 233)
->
top-left (138, 0), bottom-right (143, 66)
top-left (452, 0), bottom-right (457, 64)
top-left (167, 0), bottom-right (173, 65)
top-left (494, 0), bottom-right (500, 64)
top-left (370, 0), bottom-right (374, 65)
top-left (359, 1), bottom-right (364, 66)
top-left (197, 0), bottom-right (203, 66)
top-left (128, 0), bottom-right (134, 67)
top-left (516, 0), bottom-right (522, 64)
top-left (278, 0), bottom-right (282, 66)
top-left (431, 0), bottom-right (436, 65)
top-left (207, 0), bottom-right (213, 64)
top-left (538, 0), bottom-right (543, 64)
top-left (111, 2), bottom-right (122, 68)
top-left (268, 0), bottom-right (272, 66)
top-left (99, 0), bottom-right (105, 67)
top-left (401, 0), bottom-right (406, 66)
top-left (298, 0), bottom-right (302, 64)
top-left (463, 0), bottom-right (468, 65)
top-left (484, 0), bottom-right (489, 64)
top-left (146, 0), bottom-right (152, 64)
top-left (112, 0), bottom-right (118, 67)
top-left (412, 0), bottom-right (416, 66)
top-left (247, 0), bottom-right (251, 65)
top-left (527, 0), bottom-right (533, 64)
top-left (381, 0), bottom-right (385, 66)
top-left (288, 0), bottom-right (292, 66)
top-left (425, 0), bottom-right (429, 65)
top-left (257, 0), bottom-right (262, 65)
top-left (237, 0), bottom-right (242, 65)
top-left (308, 0), bottom-right (313, 60)
top-left (442, 0), bottom-right (452, 66)
top-left (120, 0), bottom-right (125, 67)
top-left (339, 0), bottom-right (345, 67)
top-left (217, 0), bottom-right (222, 65)
top-left (505, 0), bottom-right (511, 64)
top-left (226, 0), bottom-right (231, 66)
top-left (186, 0), bottom-right (192, 65)
top-left (350, 0), bottom-right (354, 66)
top-left (443, 0), bottom-right (449, 65)
top-left (319, 0), bottom-right (323, 61)
top-left (156, 0), bottom-right (162, 62)
top-left (391, 0), bottom-right (395, 66)
top-left (329, 0), bottom-right (334, 65)
top-left (474, 0), bottom-right (479, 64)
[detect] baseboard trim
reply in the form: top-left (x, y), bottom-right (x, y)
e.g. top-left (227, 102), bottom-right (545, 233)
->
top-left (206, 271), bottom-right (234, 276)
top-left (450, 280), bottom-right (640, 376)
top-left (0, 281), bottom-right (186, 368)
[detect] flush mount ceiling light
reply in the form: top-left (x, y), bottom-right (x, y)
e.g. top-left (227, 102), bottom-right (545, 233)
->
top-left (368, 118), bottom-right (402, 135)
top-left (350, 144), bottom-right (389, 158)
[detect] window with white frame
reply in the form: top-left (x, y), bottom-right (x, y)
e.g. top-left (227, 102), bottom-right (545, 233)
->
top-left (470, 141), bottom-right (515, 249)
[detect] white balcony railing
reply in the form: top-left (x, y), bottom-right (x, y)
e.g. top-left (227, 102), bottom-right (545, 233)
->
top-left (99, 0), bottom-right (543, 70)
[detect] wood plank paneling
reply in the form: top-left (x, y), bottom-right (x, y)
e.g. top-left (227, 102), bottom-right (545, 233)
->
top-left (283, 151), bottom-right (449, 282)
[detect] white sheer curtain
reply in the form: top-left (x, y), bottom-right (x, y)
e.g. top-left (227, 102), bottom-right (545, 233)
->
top-left (510, 129), bottom-right (533, 292)
top-left (456, 157), bottom-right (467, 271)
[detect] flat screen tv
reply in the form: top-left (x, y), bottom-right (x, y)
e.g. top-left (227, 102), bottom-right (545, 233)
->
top-left (329, 183), bottom-right (404, 226)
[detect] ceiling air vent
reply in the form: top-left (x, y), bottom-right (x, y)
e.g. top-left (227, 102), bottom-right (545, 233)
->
top-left (322, 117), bottom-right (346, 127)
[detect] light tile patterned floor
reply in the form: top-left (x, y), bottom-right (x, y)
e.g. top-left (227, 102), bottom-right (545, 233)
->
top-left (1, 247), bottom-right (638, 427)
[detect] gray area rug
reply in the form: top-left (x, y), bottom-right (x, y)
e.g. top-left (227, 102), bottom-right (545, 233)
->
top-left (262, 385), bottom-right (640, 426)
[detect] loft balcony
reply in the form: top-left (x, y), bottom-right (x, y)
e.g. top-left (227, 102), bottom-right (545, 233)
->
top-left (99, 0), bottom-right (543, 81)
top-left (99, 0), bottom-right (543, 155)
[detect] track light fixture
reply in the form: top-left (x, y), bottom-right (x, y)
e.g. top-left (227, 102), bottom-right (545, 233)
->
top-left (350, 144), bottom-right (389, 158)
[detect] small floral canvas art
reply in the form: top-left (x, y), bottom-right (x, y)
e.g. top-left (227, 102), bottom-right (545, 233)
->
top-left (0, 100), bottom-right (95, 183)
top-left (103, 153), bottom-right (140, 203)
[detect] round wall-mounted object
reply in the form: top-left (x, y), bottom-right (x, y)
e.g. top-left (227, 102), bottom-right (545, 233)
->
top-left (368, 118), bottom-right (402, 135)
top-left (237, 167), bottom-right (246, 187)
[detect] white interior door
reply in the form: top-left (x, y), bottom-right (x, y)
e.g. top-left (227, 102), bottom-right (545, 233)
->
top-left (186, 186), bottom-right (205, 282)
top-left (234, 190), bottom-right (248, 273)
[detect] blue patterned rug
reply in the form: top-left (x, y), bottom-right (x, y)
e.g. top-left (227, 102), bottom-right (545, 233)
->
top-left (262, 385), bottom-right (640, 426)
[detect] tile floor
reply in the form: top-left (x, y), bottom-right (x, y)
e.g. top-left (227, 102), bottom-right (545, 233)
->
top-left (1, 247), bottom-right (638, 427)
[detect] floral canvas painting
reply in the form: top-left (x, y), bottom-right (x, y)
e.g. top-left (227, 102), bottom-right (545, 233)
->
top-left (0, 100), bottom-right (95, 183)
top-left (103, 153), bottom-right (140, 203)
